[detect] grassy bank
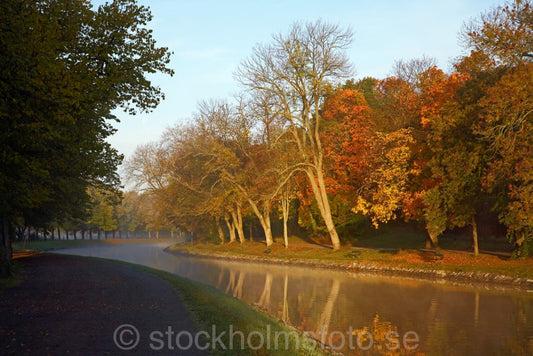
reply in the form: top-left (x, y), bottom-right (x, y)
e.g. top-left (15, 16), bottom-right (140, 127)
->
top-left (169, 238), bottom-right (533, 281)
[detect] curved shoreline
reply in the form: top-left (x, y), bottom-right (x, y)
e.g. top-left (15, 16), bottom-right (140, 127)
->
top-left (165, 247), bottom-right (533, 292)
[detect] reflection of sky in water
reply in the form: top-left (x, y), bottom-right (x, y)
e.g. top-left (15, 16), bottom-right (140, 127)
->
top-left (57, 243), bottom-right (533, 355)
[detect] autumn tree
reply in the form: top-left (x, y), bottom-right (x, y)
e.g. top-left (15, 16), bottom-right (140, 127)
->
top-left (460, 0), bottom-right (533, 256)
top-left (416, 68), bottom-right (489, 255)
top-left (236, 20), bottom-right (353, 250)
top-left (476, 64), bottom-right (533, 256)
top-left (462, 0), bottom-right (533, 66)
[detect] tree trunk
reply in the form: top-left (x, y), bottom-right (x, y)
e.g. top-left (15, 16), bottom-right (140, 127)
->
top-left (216, 217), bottom-right (225, 244)
top-left (246, 198), bottom-right (273, 247)
top-left (224, 214), bottom-right (236, 243)
top-left (472, 215), bottom-right (479, 257)
top-left (428, 230), bottom-right (439, 249)
top-left (0, 216), bottom-right (12, 277)
top-left (281, 190), bottom-right (290, 249)
top-left (57, 227), bottom-right (61, 240)
top-left (306, 168), bottom-right (341, 249)
top-left (231, 204), bottom-right (246, 244)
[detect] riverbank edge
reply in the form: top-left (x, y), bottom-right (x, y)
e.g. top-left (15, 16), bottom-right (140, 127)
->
top-left (165, 246), bottom-right (533, 292)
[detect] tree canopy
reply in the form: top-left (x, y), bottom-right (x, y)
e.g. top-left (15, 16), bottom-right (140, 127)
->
top-left (0, 0), bottom-right (173, 275)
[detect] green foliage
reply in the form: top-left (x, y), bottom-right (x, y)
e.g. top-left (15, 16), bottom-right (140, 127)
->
top-left (0, 0), bottom-right (172, 235)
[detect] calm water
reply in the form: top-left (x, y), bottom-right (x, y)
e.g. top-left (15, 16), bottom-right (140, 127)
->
top-left (57, 243), bottom-right (533, 355)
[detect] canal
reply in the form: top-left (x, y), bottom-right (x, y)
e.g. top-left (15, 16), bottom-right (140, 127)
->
top-left (57, 242), bottom-right (533, 355)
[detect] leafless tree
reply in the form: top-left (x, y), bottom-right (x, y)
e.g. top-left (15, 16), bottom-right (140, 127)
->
top-left (235, 20), bottom-right (354, 249)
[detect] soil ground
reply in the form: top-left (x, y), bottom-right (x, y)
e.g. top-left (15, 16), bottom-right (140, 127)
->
top-left (0, 253), bottom-right (206, 355)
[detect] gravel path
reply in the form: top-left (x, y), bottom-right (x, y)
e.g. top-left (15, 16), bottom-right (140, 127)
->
top-left (0, 253), bottom-right (207, 355)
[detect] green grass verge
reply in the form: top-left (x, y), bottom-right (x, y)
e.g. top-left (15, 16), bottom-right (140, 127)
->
top-left (104, 258), bottom-right (328, 356)
top-left (12, 239), bottom-right (105, 251)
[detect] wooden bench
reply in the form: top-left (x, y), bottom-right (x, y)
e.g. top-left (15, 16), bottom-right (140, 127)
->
top-left (419, 249), bottom-right (444, 262)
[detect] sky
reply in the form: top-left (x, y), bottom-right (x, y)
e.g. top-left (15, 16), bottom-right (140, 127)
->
top-left (106, 0), bottom-right (500, 169)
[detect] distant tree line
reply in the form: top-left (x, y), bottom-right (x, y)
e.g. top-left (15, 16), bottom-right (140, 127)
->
top-left (14, 189), bottom-right (183, 241)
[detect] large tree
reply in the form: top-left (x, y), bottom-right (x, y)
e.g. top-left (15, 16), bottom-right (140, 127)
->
top-left (460, 0), bottom-right (533, 256)
top-left (235, 20), bottom-right (353, 250)
top-left (0, 0), bottom-right (173, 275)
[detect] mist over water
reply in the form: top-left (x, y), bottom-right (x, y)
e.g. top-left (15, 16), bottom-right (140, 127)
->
top-left (57, 243), bottom-right (533, 355)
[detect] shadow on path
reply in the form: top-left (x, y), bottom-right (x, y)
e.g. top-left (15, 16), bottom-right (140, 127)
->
top-left (0, 253), bottom-right (206, 355)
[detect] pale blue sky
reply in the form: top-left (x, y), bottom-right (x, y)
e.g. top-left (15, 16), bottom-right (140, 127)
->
top-left (107, 0), bottom-right (499, 165)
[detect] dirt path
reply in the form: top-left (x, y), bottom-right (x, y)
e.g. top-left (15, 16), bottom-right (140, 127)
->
top-left (0, 253), bottom-right (206, 355)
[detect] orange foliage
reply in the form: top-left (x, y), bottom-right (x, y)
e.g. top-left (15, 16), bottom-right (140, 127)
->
top-left (418, 67), bottom-right (469, 128)
top-left (321, 89), bottom-right (375, 199)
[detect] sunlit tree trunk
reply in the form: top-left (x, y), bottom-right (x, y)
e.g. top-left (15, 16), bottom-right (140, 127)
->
top-left (246, 198), bottom-right (273, 246)
top-left (306, 167), bottom-right (341, 250)
top-left (472, 215), bottom-right (479, 257)
top-left (281, 188), bottom-right (290, 248)
top-left (224, 214), bottom-right (236, 243)
top-left (231, 204), bottom-right (245, 244)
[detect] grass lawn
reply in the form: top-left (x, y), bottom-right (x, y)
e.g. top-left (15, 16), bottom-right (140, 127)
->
top-left (170, 237), bottom-right (533, 280)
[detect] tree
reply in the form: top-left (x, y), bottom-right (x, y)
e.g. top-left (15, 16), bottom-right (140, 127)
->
top-left (87, 187), bottom-right (120, 239)
top-left (236, 20), bottom-right (353, 250)
top-left (476, 64), bottom-right (533, 256)
top-left (0, 0), bottom-right (173, 275)
top-left (462, 0), bottom-right (533, 66)
top-left (460, 0), bottom-right (533, 256)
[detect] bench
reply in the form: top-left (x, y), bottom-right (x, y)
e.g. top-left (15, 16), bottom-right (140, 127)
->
top-left (419, 249), bottom-right (444, 262)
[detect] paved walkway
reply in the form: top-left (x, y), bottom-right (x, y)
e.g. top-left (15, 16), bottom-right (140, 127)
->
top-left (0, 253), bottom-right (206, 355)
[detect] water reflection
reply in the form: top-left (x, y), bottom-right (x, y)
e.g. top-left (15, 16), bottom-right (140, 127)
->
top-left (57, 243), bottom-right (533, 355)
